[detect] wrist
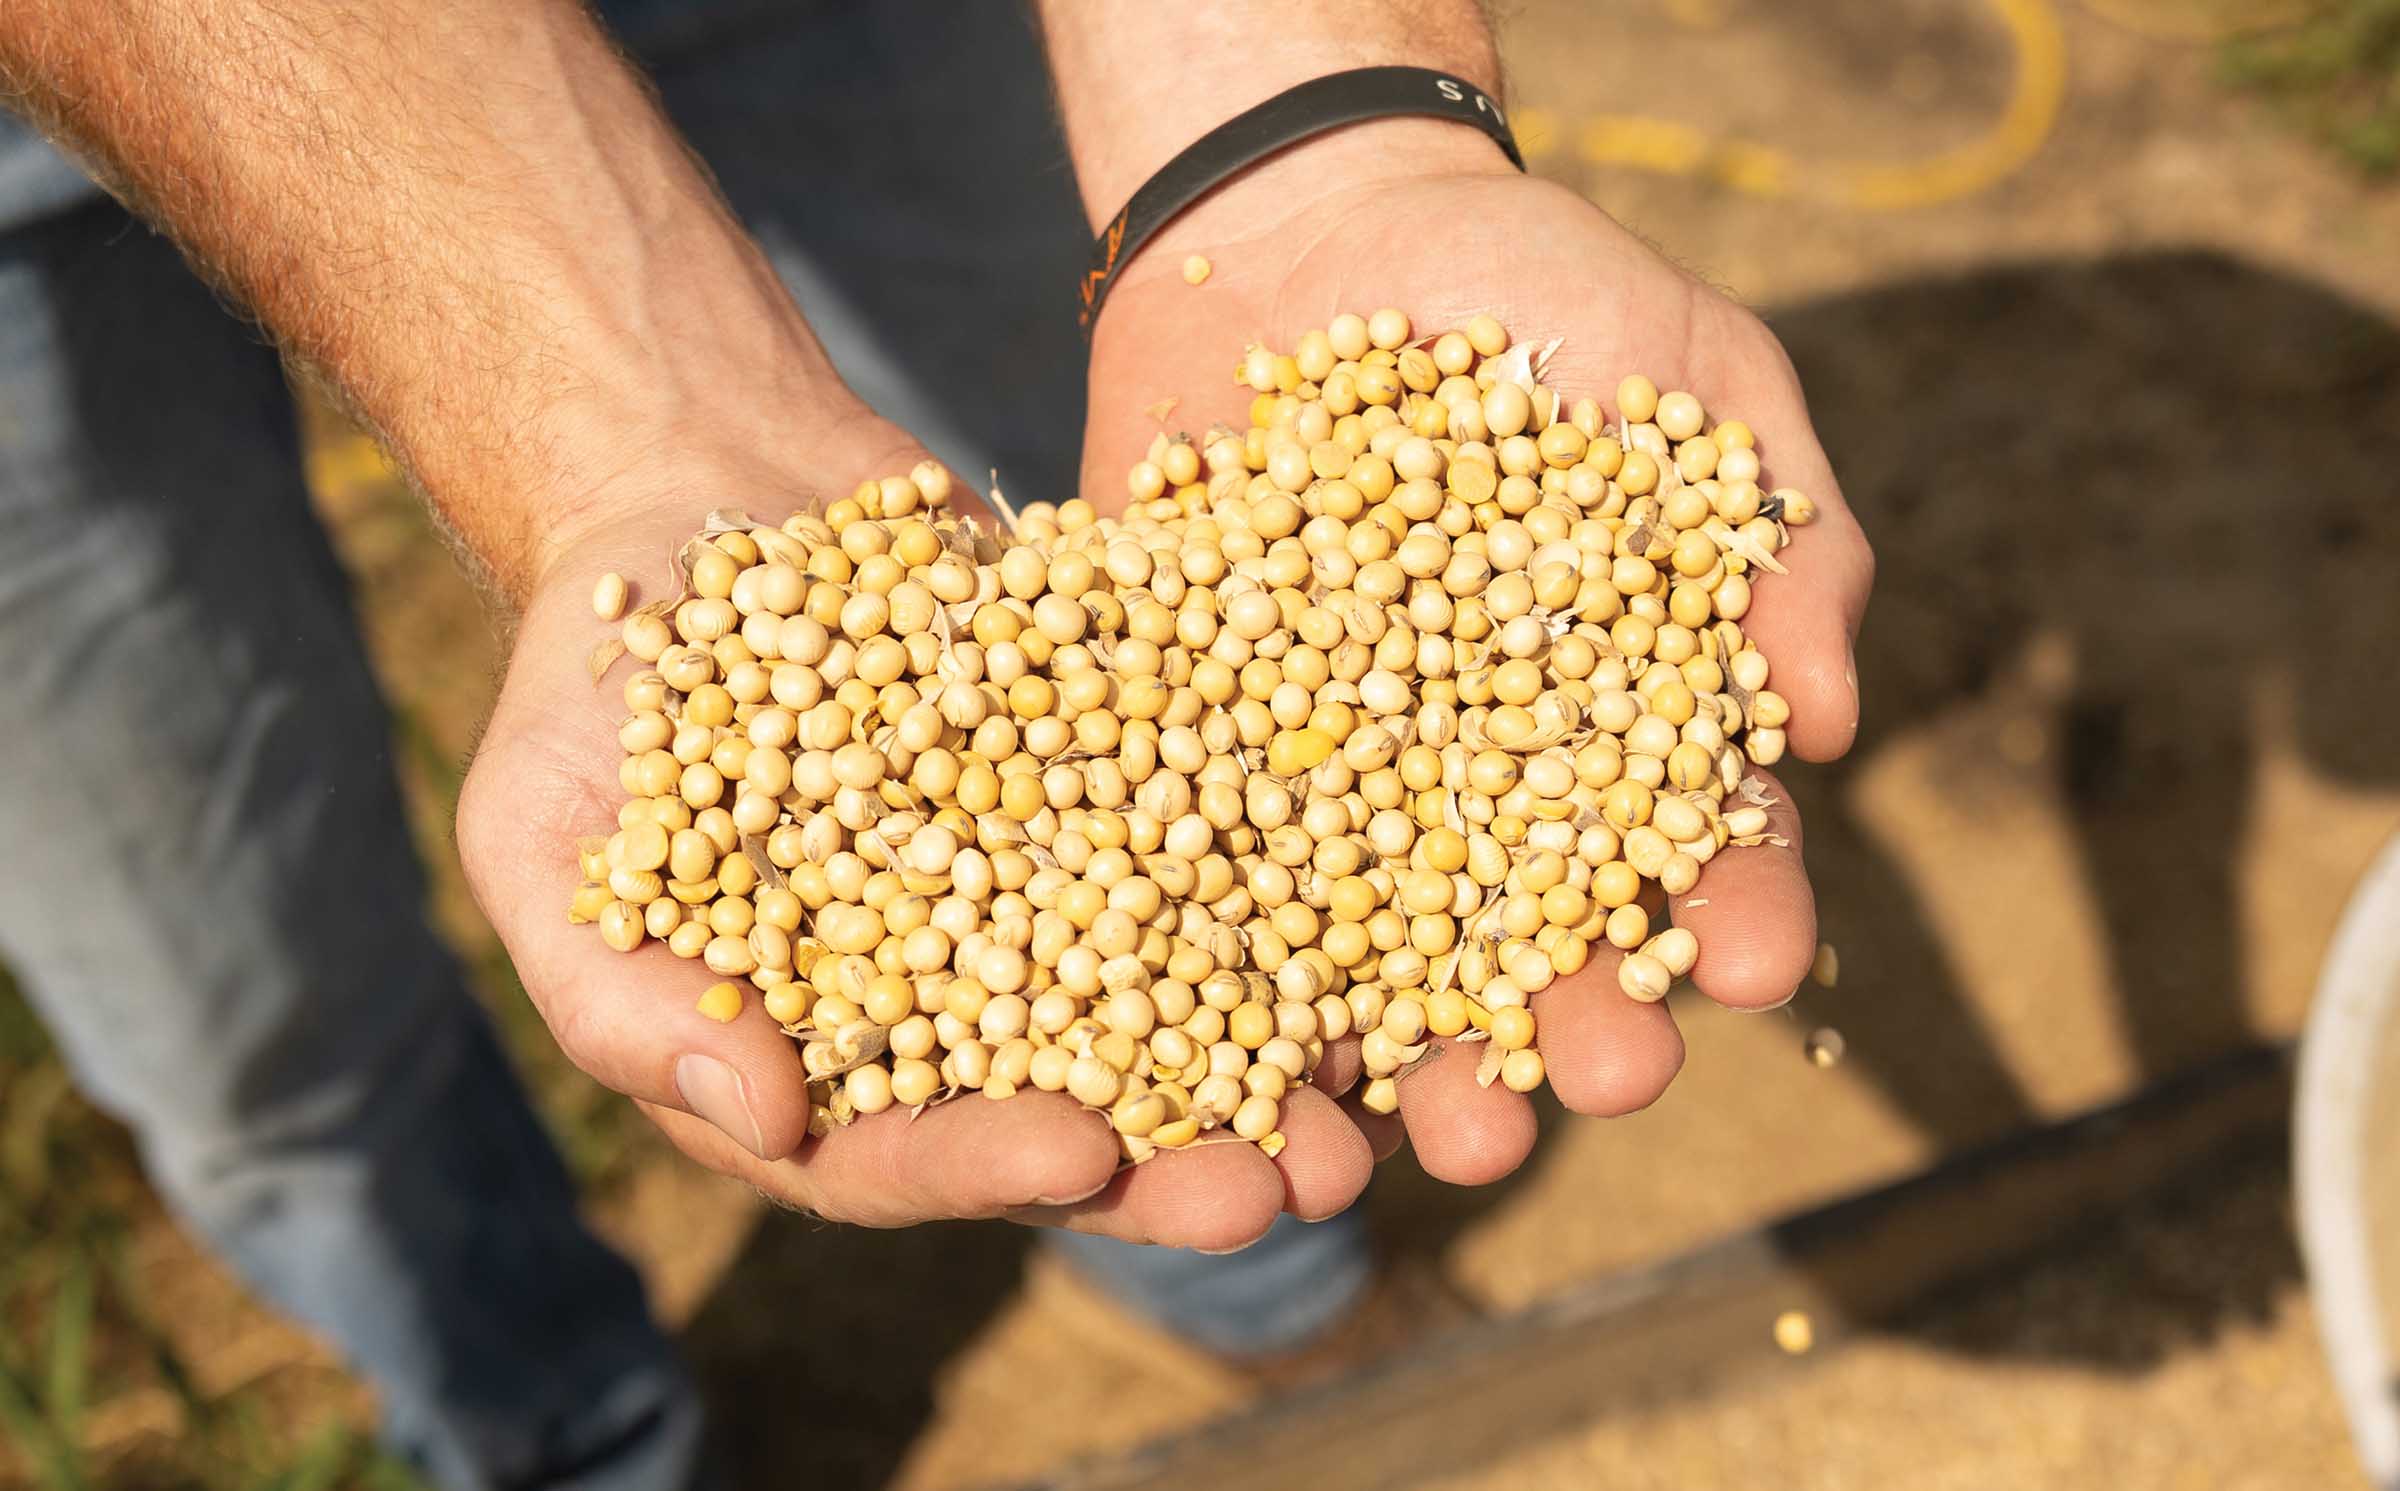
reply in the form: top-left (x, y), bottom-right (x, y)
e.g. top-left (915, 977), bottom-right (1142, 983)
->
top-left (392, 264), bottom-right (860, 604)
top-left (1107, 117), bottom-right (1519, 301)
top-left (1042, 0), bottom-right (1504, 220)
top-left (498, 397), bottom-right (847, 604)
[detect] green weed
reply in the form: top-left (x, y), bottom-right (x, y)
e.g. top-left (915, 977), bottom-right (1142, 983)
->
top-left (2222, 0), bottom-right (2400, 174)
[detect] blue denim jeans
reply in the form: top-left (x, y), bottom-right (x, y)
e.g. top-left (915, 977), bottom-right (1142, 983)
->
top-left (0, 5), bottom-right (1366, 1485)
top-left (0, 204), bottom-right (710, 1491)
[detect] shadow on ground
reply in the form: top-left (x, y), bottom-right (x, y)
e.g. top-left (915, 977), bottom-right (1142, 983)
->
top-left (678, 248), bottom-right (2400, 1485)
top-left (1911, 1128), bottom-right (2305, 1369)
top-left (680, 1215), bottom-right (1035, 1489)
top-left (1776, 246), bottom-right (2400, 1154)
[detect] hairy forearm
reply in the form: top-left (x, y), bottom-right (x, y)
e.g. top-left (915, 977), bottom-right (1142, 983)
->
top-left (1035, 0), bottom-right (1506, 231)
top-left (0, 0), bottom-right (834, 597)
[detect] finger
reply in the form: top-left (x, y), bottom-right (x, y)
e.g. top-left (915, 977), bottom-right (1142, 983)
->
top-left (1310, 1030), bottom-right (1364, 1098)
top-left (467, 801), bottom-right (818, 1159)
top-left (1670, 768), bottom-right (1816, 1010)
top-left (1344, 1101), bottom-right (1408, 1162)
top-left (1013, 1138), bottom-right (1286, 1252)
top-left (643, 1101), bottom-right (778, 1185)
top-left (1393, 1038), bottom-right (1539, 1185)
top-left (467, 844), bottom-right (821, 1160)
top-left (1268, 1086), bottom-right (1375, 1221)
top-left (1531, 941), bottom-right (1687, 1116)
top-left (641, 1087), bottom-right (1120, 1227)
top-left (1740, 413), bottom-right (1875, 764)
top-left (784, 1089), bottom-right (1122, 1224)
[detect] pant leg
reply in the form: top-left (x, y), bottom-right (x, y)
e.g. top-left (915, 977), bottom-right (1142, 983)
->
top-left (642, 0), bottom-right (1094, 507)
top-left (0, 202), bottom-right (705, 1491)
top-left (1047, 1213), bottom-right (1375, 1356)
top-left (645, 0), bottom-right (1376, 1350)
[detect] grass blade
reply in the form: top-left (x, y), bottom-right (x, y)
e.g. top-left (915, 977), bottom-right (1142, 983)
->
top-left (45, 1257), bottom-right (92, 1441)
top-left (0, 1352), bottom-right (89, 1491)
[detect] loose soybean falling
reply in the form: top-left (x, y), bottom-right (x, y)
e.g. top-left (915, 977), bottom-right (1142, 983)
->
top-left (1804, 1027), bottom-right (1847, 1069)
top-left (571, 311), bottom-right (1815, 1163)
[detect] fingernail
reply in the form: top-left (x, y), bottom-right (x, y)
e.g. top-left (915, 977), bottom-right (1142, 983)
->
top-left (1198, 1238), bottom-right (1266, 1257)
top-left (675, 1053), bottom-right (769, 1158)
top-left (1032, 1183), bottom-right (1110, 1207)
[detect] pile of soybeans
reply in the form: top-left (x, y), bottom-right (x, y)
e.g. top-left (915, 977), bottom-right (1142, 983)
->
top-left (574, 310), bottom-right (1812, 1163)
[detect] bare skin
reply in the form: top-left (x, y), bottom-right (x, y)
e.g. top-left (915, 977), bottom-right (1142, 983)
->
top-left (2, 0), bottom-right (1870, 1245)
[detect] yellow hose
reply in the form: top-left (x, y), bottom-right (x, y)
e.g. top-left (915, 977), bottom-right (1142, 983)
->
top-left (1519, 0), bottom-right (2070, 210)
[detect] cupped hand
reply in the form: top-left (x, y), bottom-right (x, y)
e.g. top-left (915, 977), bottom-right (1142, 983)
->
top-left (1084, 128), bottom-right (1875, 1183)
top-left (456, 404), bottom-right (1372, 1249)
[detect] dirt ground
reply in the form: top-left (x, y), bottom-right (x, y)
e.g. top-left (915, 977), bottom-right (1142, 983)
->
top-left (1418, 1138), bottom-right (2359, 1491)
top-left (8, 0), bottom-right (2400, 1487)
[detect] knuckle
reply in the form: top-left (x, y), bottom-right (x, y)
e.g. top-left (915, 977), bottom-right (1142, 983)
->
top-left (542, 991), bottom-right (620, 1089)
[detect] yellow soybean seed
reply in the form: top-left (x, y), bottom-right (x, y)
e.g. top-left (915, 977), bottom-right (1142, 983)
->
top-left (1617, 375), bottom-right (1659, 425)
top-left (1500, 1048), bottom-right (1545, 1093)
top-left (1490, 1005), bottom-right (1535, 1050)
top-left (1656, 391), bottom-right (1705, 441)
top-left (572, 315), bottom-right (1809, 1142)
top-left (696, 982), bottom-right (743, 1023)
top-left (1812, 942), bottom-right (1841, 988)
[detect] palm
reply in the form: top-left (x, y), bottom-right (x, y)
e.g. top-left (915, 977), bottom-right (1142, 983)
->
top-left (457, 430), bottom-right (1369, 1247)
top-left (1087, 173), bottom-right (1874, 1180)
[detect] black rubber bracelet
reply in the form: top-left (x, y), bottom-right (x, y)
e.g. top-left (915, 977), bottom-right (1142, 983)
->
top-left (1077, 65), bottom-right (1525, 335)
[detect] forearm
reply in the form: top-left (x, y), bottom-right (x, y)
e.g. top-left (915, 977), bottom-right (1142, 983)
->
top-left (1036, 0), bottom-right (1508, 237)
top-left (0, 0), bottom-right (834, 598)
